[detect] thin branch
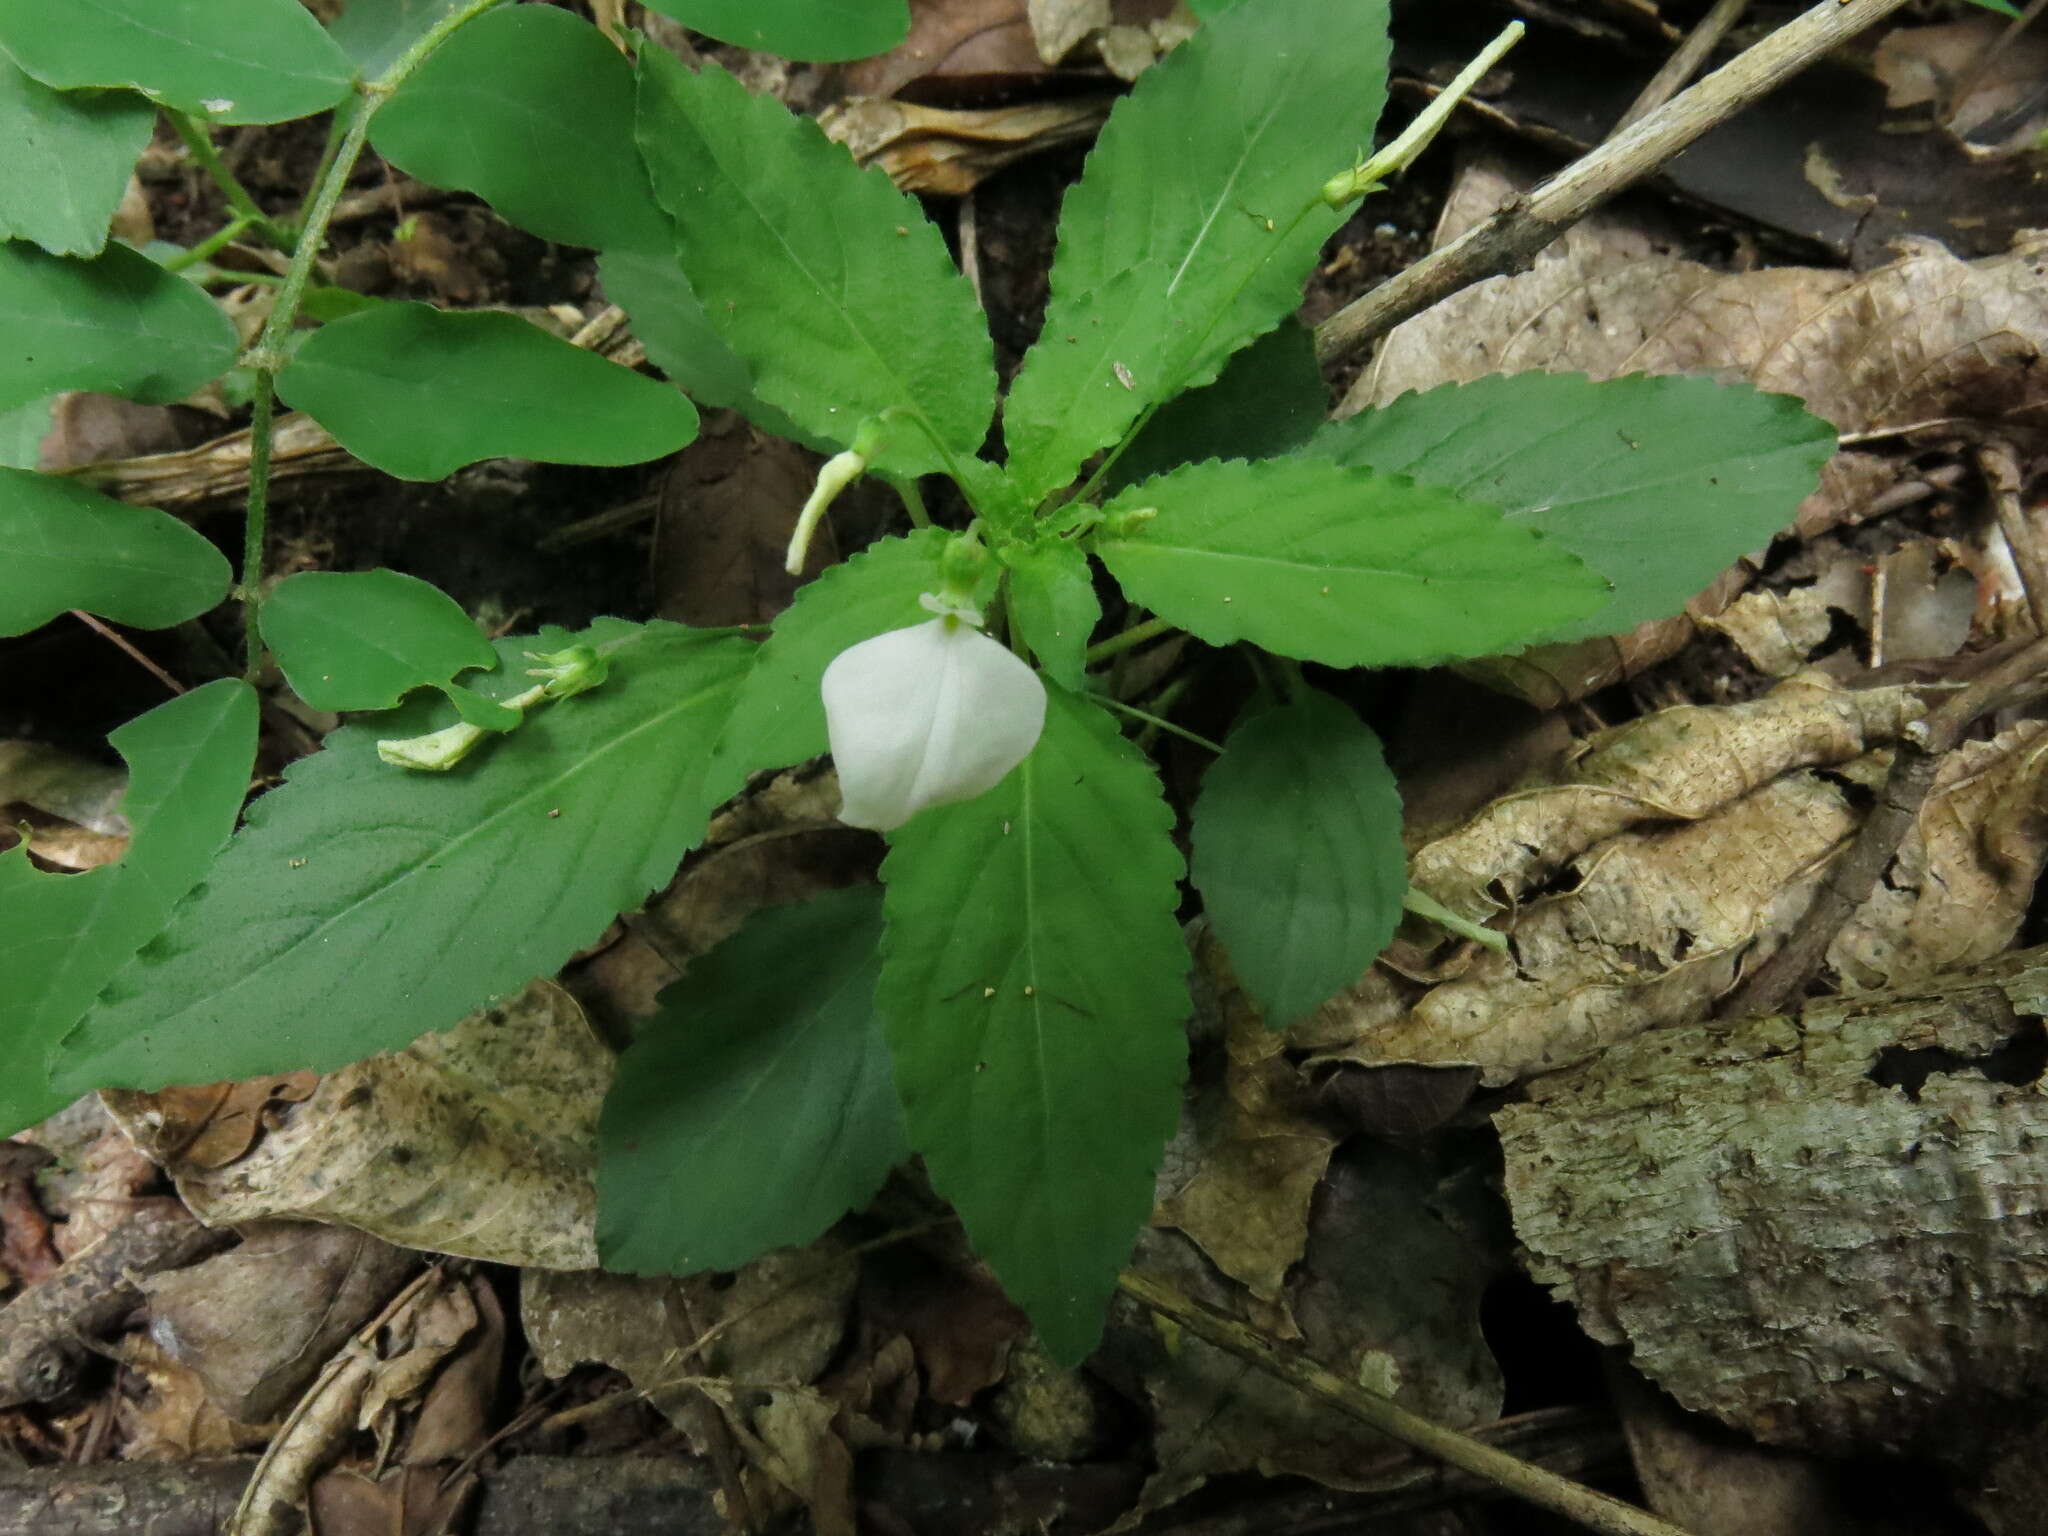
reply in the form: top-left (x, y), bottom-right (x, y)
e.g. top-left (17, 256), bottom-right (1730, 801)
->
top-left (1117, 1271), bottom-right (1696, 1536)
top-left (1317, 0), bottom-right (1916, 384)
top-left (1611, 0), bottom-right (1752, 136)
top-left (1978, 440), bottom-right (2048, 638)
top-left (67, 612), bottom-right (185, 695)
top-left (1719, 634), bottom-right (2048, 1020)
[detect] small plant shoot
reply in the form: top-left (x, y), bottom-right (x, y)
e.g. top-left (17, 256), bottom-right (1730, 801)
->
top-left (0, 0), bottom-right (1834, 1369)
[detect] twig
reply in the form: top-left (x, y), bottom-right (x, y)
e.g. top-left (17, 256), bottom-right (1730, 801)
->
top-left (67, 611), bottom-right (185, 695)
top-left (1318, 0), bottom-right (1916, 383)
top-left (1719, 634), bottom-right (2048, 1020)
top-left (169, 114), bottom-right (288, 249)
top-left (1978, 440), bottom-right (2048, 637)
top-left (1117, 1271), bottom-right (1697, 1536)
top-left (1611, 0), bottom-right (1753, 135)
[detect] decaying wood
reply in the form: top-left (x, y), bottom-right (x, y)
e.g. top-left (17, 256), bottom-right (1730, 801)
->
top-left (1316, 0), bottom-right (1917, 374)
top-left (0, 1203), bottom-right (231, 1409)
top-left (1499, 942), bottom-right (2048, 1465)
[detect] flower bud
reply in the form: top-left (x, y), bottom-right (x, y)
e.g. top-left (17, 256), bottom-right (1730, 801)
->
top-left (821, 613), bottom-right (1047, 831)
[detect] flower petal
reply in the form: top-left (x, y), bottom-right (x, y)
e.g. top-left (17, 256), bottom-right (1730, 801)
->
top-left (822, 617), bottom-right (1047, 831)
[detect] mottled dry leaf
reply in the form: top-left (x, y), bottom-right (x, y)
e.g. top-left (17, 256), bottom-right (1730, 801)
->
top-left (1156, 982), bottom-right (1334, 1305)
top-left (1318, 683), bottom-right (2048, 1085)
top-left (1106, 1140), bottom-right (1504, 1517)
top-left (1498, 945), bottom-right (2048, 1464)
top-left (117, 1334), bottom-right (268, 1460)
top-left (1408, 672), bottom-right (1925, 920)
top-left (126, 981), bottom-right (609, 1269)
top-left (141, 1221), bottom-right (417, 1422)
top-left (1828, 722), bottom-right (2048, 989)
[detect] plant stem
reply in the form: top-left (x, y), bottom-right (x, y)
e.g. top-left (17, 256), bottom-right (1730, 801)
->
top-left (163, 214), bottom-right (257, 274)
top-left (234, 0), bottom-right (511, 677)
top-left (1086, 614), bottom-right (1175, 665)
top-left (1402, 885), bottom-right (1509, 954)
top-left (1097, 696), bottom-right (1223, 754)
top-left (1118, 1271), bottom-right (1695, 1536)
top-left (169, 112), bottom-right (287, 249)
top-left (888, 473), bottom-right (932, 528)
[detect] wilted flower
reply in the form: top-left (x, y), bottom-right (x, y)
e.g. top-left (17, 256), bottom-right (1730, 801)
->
top-left (821, 600), bottom-right (1047, 831)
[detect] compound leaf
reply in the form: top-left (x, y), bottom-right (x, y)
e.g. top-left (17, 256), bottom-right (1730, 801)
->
top-left (878, 687), bottom-right (1188, 1363)
top-left (52, 623), bottom-right (753, 1093)
top-left (372, 6), bottom-right (670, 255)
top-left (0, 468), bottom-right (230, 635)
top-left (1191, 690), bottom-right (1404, 1028)
top-left (1301, 372), bottom-right (1837, 642)
top-left (638, 0), bottom-right (909, 63)
top-left (1008, 0), bottom-right (1387, 491)
top-left (0, 65), bottom-right (155, 257)
top-left (259, 569), bottom-right (497, 713)
top-left (635, 51), bottom-right (994, 477)
top-left (0, 0), bottom-right (354, 124)
top-left (0, 240), bottom-right (237, 412)
top-left (598, 884), bottom-right (907, 1275)
top-left (1093, 457), bottom-right (1607, 668)
top-left (0, 680), bottom-right (256, 1136)
top-left (276, 303), bottom-right (698, 480)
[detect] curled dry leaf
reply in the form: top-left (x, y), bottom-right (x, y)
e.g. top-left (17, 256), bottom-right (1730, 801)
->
top-left (821, 97), bottom-right (1112, 196)
top-left (1311, 676), bottom-right (2048, 1085)
top-left (1496, 944), bottom-right (2048, 1466)
top-left (110, 980), bottom-right (610, 1269)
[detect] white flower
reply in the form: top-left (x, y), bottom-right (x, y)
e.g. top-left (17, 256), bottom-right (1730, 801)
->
top-left (822, 611), bottom-right (1047, 831)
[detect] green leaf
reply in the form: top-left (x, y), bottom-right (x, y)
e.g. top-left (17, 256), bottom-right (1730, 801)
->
top-left (634, 52), bottom-right (995, 478)
top-left (0, 396), bottom-right (50, 468)
top-left (1001, 540), bottom-right (1097, 690)
top-left (1003, 262), bottom-right (1181, 502)
top-left (1093, 457), bottom-right (1608, 668)
top-left (1107, 319), bottom-right (1324, 493)
top-left (1191, 690), bottom-right (1404, 1027)
top-left (275, 303), bottom-right (698, 480)
top-left (1008, 0), bottom-right (1387, 492)
top-left (52, 623), bottom-right (754, 1094)
top-left (0, 67), bottom-right (154, 257)
top-left (878, 687), bottom-right (1188, 1363)
top-left (638, 0), bottom-right (909, 63)
top-left (0, 0), bottom-right (354, 124)
top-left (259, 569), bottom-right (497, 713)
top-left (0, 240), bottom-right (238, 411)
top-left (371, 6), bottom-right (670, 256)
top-left (598, 884), bottom-right (907, 1275)
top-left (0, 468), bottom-right (230, 635)
top-left (709, 529), bottom-right (947, 784)
top-left (1299, 373), bottom-right (1837, 642)
top-left (597, 250), bottom-right (814, 447)
top-left (0, 680), bottom-right (256, 1136)
top-left (326, 0), bottom-right (463, 77)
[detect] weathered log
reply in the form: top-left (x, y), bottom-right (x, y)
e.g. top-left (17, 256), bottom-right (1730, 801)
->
top-left (1498, 943), bottom-right (2048, 1465)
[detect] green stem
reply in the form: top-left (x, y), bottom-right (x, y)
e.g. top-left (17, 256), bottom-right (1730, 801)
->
top-left (1097, 695), bottom-right (1223, 755)
top-left (171, 112), bottom-right (288, 248)
top-left (234, 0), bottom-right (511, 678)
top-left (888, 473), bottom-right (932, 529)
top-left (1401, 886), bottom-right (1509, 955)
top-left (1086, 614), bottom-right (1175, 665)
top-left (165, 213), bottom-right (257, 273)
